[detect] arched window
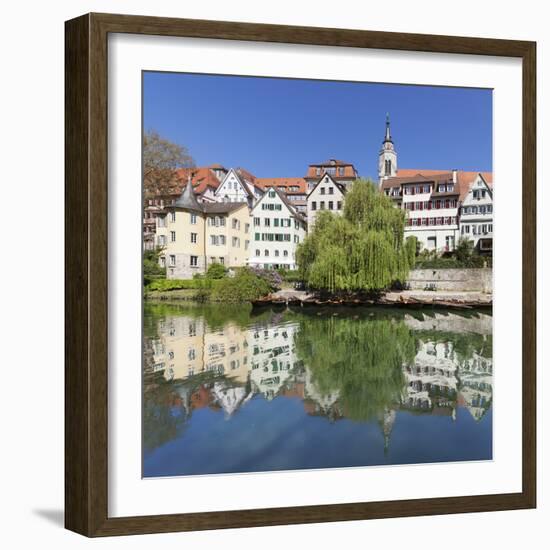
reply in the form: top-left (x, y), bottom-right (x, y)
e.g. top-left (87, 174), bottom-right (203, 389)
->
top-left (385, 159), bottom-right (392, 175)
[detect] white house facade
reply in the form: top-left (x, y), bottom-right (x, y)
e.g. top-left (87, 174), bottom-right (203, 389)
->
top-left (214, 168), bottom-right (263, 207)
top-left (248, 187), bottom-right (307, 270)
top-left (459, 174), bottom-right (493, 254)
top-left (306, 172), bottom-right (346, 229)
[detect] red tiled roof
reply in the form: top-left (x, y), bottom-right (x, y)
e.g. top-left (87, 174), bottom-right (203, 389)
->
top-left (305, 160), bottom-right (357, 179)
top-left (255, 177), bottom-right (307, 194)
top-left (174, 166), bottom-right (222, 195)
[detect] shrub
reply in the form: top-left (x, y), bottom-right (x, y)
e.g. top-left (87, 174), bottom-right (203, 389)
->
top-left (212, 268), bottom-right (271, 303)
top-left (205, 262), bottom-right (228, 280)
top-left (277, 269), bottom-right (302, 283)
top-left (147, 278), bottom-right (218, 292)
top-left (249, 266), bottom-right (283, 291)
top-left (143, 247), bottom-right (166, 285)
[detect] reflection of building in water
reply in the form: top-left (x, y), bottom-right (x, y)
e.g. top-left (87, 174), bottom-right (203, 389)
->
top-left (401, 340), bottom-right (459, 418)
top-left (302, 369), bottom-right (342, 420)
top-left (457, 353), bottom-right (493, 420)
top-left (404, 312), bottom-right (492, 336)
top-left (248, 323), bottom-right (301, 400)
top-left (146, 312), bottom-right (493, 433)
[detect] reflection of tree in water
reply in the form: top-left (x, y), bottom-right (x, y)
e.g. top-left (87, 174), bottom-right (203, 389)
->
top-left (294, 315), bottom-right (417, 422)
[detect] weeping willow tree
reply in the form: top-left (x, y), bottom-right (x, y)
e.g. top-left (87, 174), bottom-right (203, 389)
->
top-left (297, 179), bottom-right (416, 291)
top-left (294, 314), bottom-right (417, 421)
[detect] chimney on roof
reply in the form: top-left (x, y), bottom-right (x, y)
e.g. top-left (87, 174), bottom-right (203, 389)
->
top-left (452, 169), bottom-right (458, 184)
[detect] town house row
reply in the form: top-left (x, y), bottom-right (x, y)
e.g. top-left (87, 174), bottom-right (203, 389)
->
top-left (150, 117), bottom-right (493, 278)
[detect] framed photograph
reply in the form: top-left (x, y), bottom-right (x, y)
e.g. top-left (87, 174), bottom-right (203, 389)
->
top-left (65, 13), bottom-right (536, 537)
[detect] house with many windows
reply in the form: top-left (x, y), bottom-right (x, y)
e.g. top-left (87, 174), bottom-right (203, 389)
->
top-left (248, 187), bottom-right (307, 270)
top-left (306, 172), bottom-right (346, 228)
top-left (157, 179), bottom-right (251, 279)
top-left (459, 173), bottom-right (494, 254)
top-left (378, 117), bottom-right (493, 253)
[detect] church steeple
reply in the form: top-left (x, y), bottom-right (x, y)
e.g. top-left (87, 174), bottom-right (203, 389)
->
top-left (378, 113), bottom-right (397, 183)
top-left (384, 112), bottom-right (392, 143)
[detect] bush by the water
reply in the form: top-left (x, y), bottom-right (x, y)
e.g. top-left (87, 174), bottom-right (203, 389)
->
top-left (147, 278), bottom-right (219, 292)
top-left (414, 237), bottom-right (489, 269)
top-left (277, 268), bottom-right (302, 283)
top-left (205, 262), bottom-right (228, 279)
top-left (143, 248), bottom-right (166, 285)
top-left (212, 268), bottom-right (271, 303)
top-left (249, 266), bottom-right (282, 290)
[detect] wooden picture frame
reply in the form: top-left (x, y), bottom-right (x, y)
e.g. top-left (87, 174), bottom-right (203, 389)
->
top-left (65, 12), bottom-right (536, 537)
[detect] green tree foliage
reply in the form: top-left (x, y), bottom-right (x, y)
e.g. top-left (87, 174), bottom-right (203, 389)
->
top-left (143, 247), bottom-right (166, 285)
top-left (205, 262), bottom-right (228, 280)
top-left (212, 267), bottom-right (271, 303)
top-left (294, 314), bottom-right (417, 421)
top-left (296, 179), bottom-right (412, 291)
top-left (455, 237), bottom-right (475, 264)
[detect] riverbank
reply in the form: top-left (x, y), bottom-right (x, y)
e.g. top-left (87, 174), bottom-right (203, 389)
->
top-left (251, 289), bottom-right (492, 309)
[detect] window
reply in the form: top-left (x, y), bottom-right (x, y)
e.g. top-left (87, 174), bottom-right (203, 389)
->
top-left (245, 240), bottom-right (249, 250)
top-left (311, 201), bottom-right (317, 210)
top-left (220, 217), bottom-right (226, 226)
top-left (488, 224), bottom-right (493, 232)
top-left (220, 235), bottom-right (226, 245)
top-left (275, 250), bottom-right (279, 257)
top-left (328, 187), bottom-right (334, 195)
top-left (170, 212), bottom-right (176, 222)
top-left (219, 257), bottom-right (225, 265)
top-left (338, 167), bottom-right (345, 176)
top-left (264, 249), bottom-right (269, 256)
top-left (320, 201), bottom-right (325, 210)
top-left (190, 213), bottom-right (197, 224)
top-left (245, 223), bottom-right (250, 233)
top-left (210, 235), bottom-right (218, 245)
top-left (188, 349), bottom-right (196, 360)
top-left (158, 216), bottom-right (166, 228)
top-left (255, 232), bottom-right (260, 241)
top-left (283, 250), bottom-right (288, 257)
top-left (157, 235), bottom-right (166, 246)
top-left (232, 219), bottom-right (239, 229)
top-left (255, 249), bottom-right (260, 256)
top-left (337, 201), bottom-right (342, 210)
top-left (482, 224), bottom-right (488, 234)
top-left (190, 232), bottom-right (197, 243)
top-left (169, 255), bottom-right (176, 267)
top-left (274, 218), bottom-right (279, 227)
top-left (320, 187), bottom-right (326, 195)
top-left (264, 218), bottom-right (270, 227)
top-left (190, 255), bottom-right (198, 267)
top-left (159, 256), bottom-right (166, 267)
top-left (328, 201), bottom-right (334, 210)
top-left (170, 231), bottom-right (176, 242)
top-left (254, 217), bottom-right (260, 226)
top-left (232, 236), bottom-right (240, 247)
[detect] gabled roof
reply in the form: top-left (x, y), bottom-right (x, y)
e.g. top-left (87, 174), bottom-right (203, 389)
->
top-left (306, 172), bottom-right (346, 199)
top-left (215, 168), bottom-right (255, 199)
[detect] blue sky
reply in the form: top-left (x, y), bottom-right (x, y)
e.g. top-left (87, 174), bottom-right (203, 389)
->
top-left (143, 72), bottom-right (492, 180)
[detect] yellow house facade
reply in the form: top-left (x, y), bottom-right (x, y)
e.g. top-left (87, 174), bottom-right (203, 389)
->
top-left (157, 180), bottom-right (251, 279)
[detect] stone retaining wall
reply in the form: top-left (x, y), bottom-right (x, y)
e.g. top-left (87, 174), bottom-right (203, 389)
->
top-left (407, 268), bottom-right (492, 292)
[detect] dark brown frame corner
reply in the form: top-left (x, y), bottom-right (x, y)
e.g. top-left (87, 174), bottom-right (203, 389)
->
top-left (65, 12), bottom-right (537, 537)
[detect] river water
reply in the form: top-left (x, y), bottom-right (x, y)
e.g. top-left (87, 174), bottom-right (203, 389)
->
top-left (143, 303), bottom-right (492, 477)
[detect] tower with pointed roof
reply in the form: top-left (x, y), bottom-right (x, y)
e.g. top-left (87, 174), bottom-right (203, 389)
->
top-left (378, 114), bottom-right (397, 183)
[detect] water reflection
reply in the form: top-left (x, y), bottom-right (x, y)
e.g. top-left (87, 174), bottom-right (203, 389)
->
top-left (143, 304), bottom-right (493, 476)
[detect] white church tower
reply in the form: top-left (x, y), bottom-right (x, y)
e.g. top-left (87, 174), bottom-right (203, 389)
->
top-left (378, 113), bottom-right (397, 183)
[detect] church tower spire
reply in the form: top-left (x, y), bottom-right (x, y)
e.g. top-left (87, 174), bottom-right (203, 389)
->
top-left (378, 113), bottom-right (397, 183)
